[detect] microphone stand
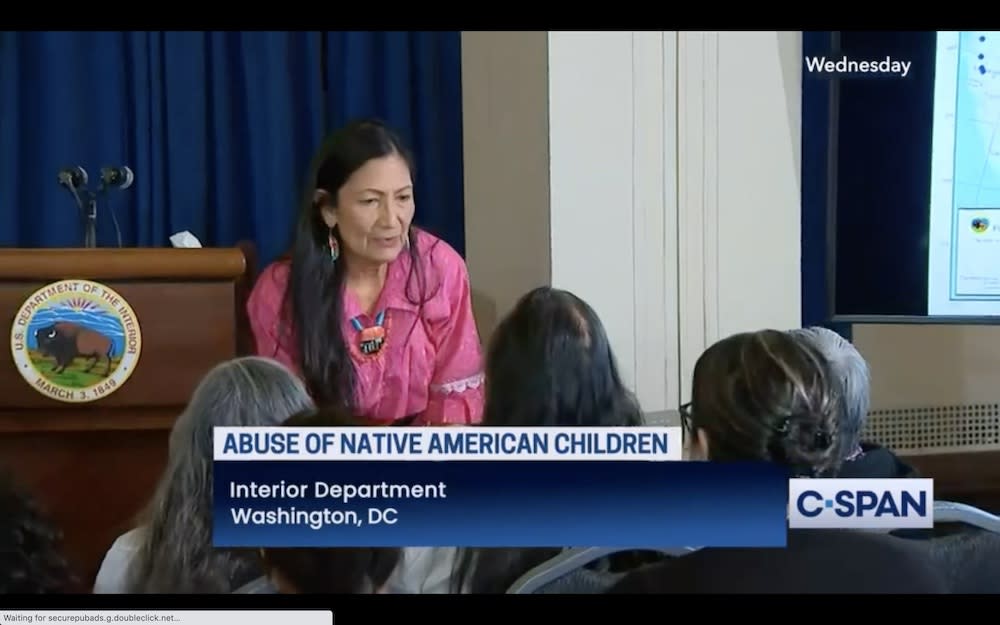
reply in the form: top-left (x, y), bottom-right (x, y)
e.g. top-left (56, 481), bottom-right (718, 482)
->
top-left (82, 190), bottom-right (98, 249)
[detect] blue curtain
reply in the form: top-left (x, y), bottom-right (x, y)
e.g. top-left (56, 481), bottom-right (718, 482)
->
top-left (801, 30), bottom-right (831, 329)
top-left (0, 31), bottom-right (466, 266)
top-left (801, 30), bottom-right (851, 339)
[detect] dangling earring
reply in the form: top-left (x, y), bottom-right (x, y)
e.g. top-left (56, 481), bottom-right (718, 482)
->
top-left (328, 228), bottom-right (340, 262)
top-left (402, 229), bottom-right (410, 250)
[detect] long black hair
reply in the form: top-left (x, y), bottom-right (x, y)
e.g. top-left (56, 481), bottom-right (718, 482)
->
top-left (0, 471), bottom-right (78, 593)
top-left (452, 287), bottom-right (646, 593)
top-left (282, 119), bottom-right (434, 412)
top-left (484, 286), bottom-right (643, 427)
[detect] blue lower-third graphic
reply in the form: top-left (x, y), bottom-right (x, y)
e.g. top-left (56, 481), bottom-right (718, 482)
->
top-left (213, 461), bottom-right (789, 548)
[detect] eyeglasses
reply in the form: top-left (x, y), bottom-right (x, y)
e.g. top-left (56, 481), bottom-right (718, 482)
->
top-left (679, 402), bottom-right (694, 434)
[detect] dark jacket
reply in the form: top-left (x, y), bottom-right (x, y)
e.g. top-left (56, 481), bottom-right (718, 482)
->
top-left (927, 528), bottom-right (1000, 593)
top-left (233, 575), bottom-right (278, 593)
top-left (606, 530), bottom-right (947, 594)
top-left (836, 442), bottom-right (941, 539)
top-left (837, 442), bottom-right (919, 479)
top-left (838, 442), bottom-right (979, 540)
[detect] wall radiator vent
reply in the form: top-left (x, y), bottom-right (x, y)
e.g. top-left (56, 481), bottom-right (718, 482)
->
top-left (865, 404), bottom-right (1000, 456)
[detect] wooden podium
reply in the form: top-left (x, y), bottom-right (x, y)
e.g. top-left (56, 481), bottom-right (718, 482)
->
top-left (0, 246), bottom-right (255, 589)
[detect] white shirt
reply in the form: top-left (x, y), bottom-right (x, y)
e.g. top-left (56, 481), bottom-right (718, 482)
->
top-left (381, 547), bottom-right (459, 594)
top-left (93, 527), bottom-right (143, 593)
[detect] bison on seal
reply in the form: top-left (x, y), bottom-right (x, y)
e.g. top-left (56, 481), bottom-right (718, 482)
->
top-left (34, 322), bottom-right (115, 377)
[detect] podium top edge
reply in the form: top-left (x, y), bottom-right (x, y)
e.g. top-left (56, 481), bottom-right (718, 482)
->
top-left (0, 247), bottom-right (249, 281)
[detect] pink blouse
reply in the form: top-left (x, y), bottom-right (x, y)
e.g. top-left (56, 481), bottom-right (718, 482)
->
top-left (246, 230), bottom-right (485, 425)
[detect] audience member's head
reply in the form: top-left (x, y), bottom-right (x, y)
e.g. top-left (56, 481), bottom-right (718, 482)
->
top-left (453, 288), bottom-right (644, 594)
top-left (257, 407), bottom-right (402, 593)
top-left (0, 471), bottom-right (77, 593)
top-left (280, 406), bottom-right (365, 428)
top-left (127, 356), bottom-right (314, 593)
top-left (788, 326), bottom-right (870, 462)
top-left (484, 286), bottom-right (642, 427)
top-left (683, 329), bottom-right (842, 477)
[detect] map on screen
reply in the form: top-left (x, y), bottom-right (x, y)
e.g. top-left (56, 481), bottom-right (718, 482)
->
top-left (928, 31), bottom-right (1000, 316)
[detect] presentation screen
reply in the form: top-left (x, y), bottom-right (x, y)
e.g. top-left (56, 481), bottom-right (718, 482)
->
top-left (928, 32), bottom-right (1000, 316)
top-left (831, 31), bottom-right (1000, 320)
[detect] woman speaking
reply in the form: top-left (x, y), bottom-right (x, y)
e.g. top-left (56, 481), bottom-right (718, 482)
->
top-left (247, 119), bottom-right (484, 425)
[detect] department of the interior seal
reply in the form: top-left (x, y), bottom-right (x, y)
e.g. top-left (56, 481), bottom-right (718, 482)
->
top-left (9, 279), bottom-right (142, 403)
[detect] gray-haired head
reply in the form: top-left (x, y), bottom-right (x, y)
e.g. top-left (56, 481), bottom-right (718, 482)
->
top-left (787, 327), bottom-right (870, 461)
top-left (126, 356), bottom-right (314, 593)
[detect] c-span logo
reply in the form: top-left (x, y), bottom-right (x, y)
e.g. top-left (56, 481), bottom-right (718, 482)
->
top-left (9, 280), bottom-right (142, 403)
top-left (789, 478), bottom-right (934, 529)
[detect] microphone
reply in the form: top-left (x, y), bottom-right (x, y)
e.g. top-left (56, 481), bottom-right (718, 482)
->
top-left (99, 166), bottom-right (134, 190)
top-left (97, 166), bottom-right (130, 249)
top-left (57, 166), bottom-right (88, 189)
top-left (57, 166), bottom-right (94, 247)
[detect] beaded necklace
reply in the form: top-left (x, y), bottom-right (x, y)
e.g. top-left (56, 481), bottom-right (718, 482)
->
top-left (351, 309), bottom-right (387, 356)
